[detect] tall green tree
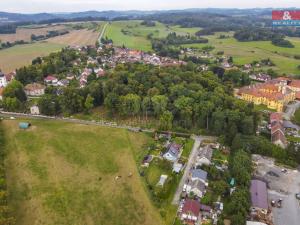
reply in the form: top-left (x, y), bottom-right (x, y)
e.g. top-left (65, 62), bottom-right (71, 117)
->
top-left (84, 94), bottom-right (94, 114)
top-left (151, 95), bottom-right (168, 117)
top-left (159, 110), bottom-right (173, 130)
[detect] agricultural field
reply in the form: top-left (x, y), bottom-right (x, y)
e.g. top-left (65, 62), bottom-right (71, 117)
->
top-left (3, 119), bottom-right (163, 225)
top-left (0, 25), bottom-right (67, 42)
top-left (0, 42), bottom-right (64, 73)
top-left (0, 22), bottom-right (103, 73)
top-left (104, 20), bottom-right (200, 51)
top-left (182, 32), bottom-right (300, 75)
top-left (47, 29), bottom-right (99, 46)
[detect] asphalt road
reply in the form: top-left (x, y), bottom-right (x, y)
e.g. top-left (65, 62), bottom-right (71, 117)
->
top-left (269, 169), bottom-right (300, 225)
top-left (98, 22), bottom-right (108, 44)
top-left (172, 135), bottom-right (215, 205)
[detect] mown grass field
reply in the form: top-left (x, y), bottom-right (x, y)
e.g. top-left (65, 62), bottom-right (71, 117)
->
top-left (0, 42), bottom-right (65, 73)
top-left (104, 20), bottom-right (200, 51)
top-left (3, 119), bottom-right (163, 225)
top-left (183, 32), bottom-right (300, 75)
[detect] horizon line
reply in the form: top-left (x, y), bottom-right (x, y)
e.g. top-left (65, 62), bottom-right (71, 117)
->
top-left (1, 7), bottom-right (300, 15)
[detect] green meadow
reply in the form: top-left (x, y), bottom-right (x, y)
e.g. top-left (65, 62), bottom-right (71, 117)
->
top-left (0, 42), bottom-right (65, 73)
top-left (3, 119), bottom-right (163, 225)
top-left (183, 32), bottom-right (300, 75)
top-left (104, 20), bottom-right (200, 51)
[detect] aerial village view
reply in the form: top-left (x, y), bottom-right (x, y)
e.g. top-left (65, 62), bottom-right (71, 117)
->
top-left (0, 1), bottom-right (300, 225)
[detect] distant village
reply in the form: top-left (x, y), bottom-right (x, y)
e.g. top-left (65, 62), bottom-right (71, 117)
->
top-left (0, 43), bottom-right (186, 113)
top-left (1, 43), bottom-right (300, 225)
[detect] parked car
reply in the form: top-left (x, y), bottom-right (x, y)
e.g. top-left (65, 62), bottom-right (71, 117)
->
top-left (295, 193), bottom-right (300, 200)
top-left (267, 171), bottom-right (280, 177)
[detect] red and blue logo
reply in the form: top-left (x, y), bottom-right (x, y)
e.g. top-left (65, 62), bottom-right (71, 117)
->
top-left (272, 10), bottom-right (300, 26)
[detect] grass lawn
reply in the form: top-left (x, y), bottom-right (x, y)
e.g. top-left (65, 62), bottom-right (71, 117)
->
top-left (3, 119), bottom-right (163, 225)
top-left (253, 104), bottom-right (276, 112)
top-left (212, 149), bottom-right (229, 165)
top-left (183, 32), bottom-right (300, 75)
top-left (0, 42), bottom-right (65, 73)
top-left (292, 108), bottom-right (300, 126)
top-left (104, 20), bottom-right (200, 51)
top-left (181, 139), bottom-right (195, 158)
top-left (143, 158), bottom-right (180, 225)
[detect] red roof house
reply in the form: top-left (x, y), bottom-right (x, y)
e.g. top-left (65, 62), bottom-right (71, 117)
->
top-left (44, 75), bottom-right (58, 84)
top-left (181, 200), bottom-right (201, 224)
top-left (270, 113), bottom-right (283, 123)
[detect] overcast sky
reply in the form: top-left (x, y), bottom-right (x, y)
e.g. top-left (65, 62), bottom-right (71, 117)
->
top-left (1, 0), bottom-right (300, 13)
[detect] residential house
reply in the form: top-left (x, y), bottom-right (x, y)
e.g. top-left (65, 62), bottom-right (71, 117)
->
top-left (191, 169), bottom-right (208, 185)
top-left (95, 68), bottom-right (105, 78)
top-left (30, 105), bottom-right (40, 115)
top-left (163, 143), bottom-right (182, 162)
top-left (270, 113), bottom-right (287, 148)
top-left (0, 72), bottom-right (7, 87)
top-left (180, 199), bottom-right (201, 224)
top-left (195, 145), bottom-right (213, 166)
top-left (250, 180), bottom-right (268, 215)
top-left (199, 204), bottom-right (212, 217)
top-left (244, 64), bottom-right (252, 70)
top-left (270, 112), bottom-right (283, 124)
top-left (44, 75), bottom-right (58, 86)
top-left (24, 83), bottom-right (46, 96)
top-left (249, 73), bottom-right (271, 83)
top-left (4, 71), bottom-right (16, 83)
top-left (57, 79), bottom-right (70, 87)
top-left (185, 180), bottom-right (206, 198)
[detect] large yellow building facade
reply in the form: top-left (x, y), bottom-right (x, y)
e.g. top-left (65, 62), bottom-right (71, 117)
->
top-left (236, 79), bottom-right (297, 112)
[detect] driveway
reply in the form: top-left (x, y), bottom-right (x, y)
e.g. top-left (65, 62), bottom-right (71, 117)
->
top-left (172, 135), bottom-right (215, 205)
top-left (283, 100), bottom-right (300, 121)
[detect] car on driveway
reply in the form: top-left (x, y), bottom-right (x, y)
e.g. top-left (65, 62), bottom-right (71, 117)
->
top-left (267, 171), bottom-right (280, 177)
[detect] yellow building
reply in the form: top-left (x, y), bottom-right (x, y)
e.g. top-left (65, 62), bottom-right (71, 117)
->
top-left (236, 79), bottom-right (296, 112)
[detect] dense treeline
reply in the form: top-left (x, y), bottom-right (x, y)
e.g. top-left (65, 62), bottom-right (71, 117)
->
top-left (226, 150), bottom-right (251, 225)
top-left (101, 63), bottom-right (258, 143)
top-left (234, 28), bottom-right (294, 48)
top-left (234, 28), bottom-right (282, 42)
top-left (232, 134), bottom-right (300, 166)
top-left (0, 40), bottom-right (29, 50)
top-left (0, 122), bottom-right (15, 224)
top-left (140, 20), bottom-right (156, 27)
top-left (271, 37), bottom-right (294, 48)
top-left (151, 32), bottom-right (208, 58)
top-left (31, 30), bottom-right (69, 41)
